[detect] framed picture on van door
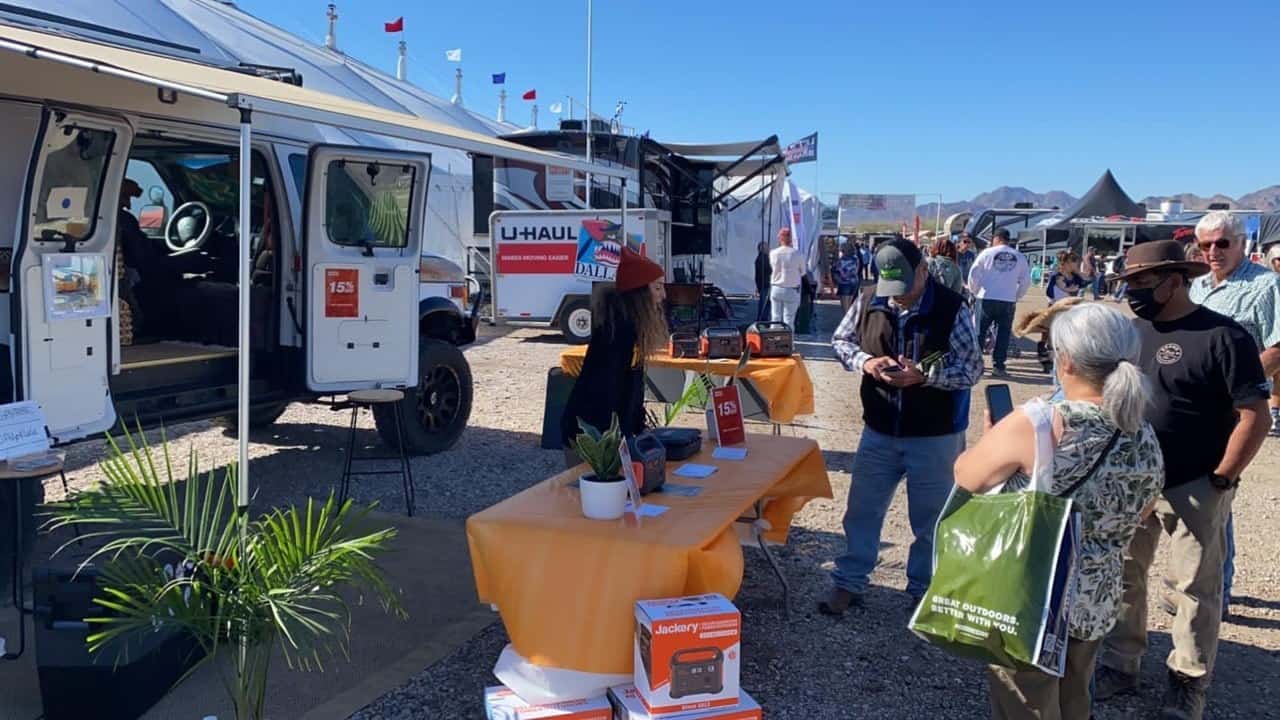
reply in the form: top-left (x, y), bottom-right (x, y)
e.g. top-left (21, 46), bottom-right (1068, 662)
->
top-left (43, 253), bottom-right (110, 322)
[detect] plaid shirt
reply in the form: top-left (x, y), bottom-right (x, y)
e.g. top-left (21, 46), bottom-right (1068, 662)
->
top-left (832, 282), bottom-right (983, 391)
top-left (1190, 260), bottom-right (1280, 351)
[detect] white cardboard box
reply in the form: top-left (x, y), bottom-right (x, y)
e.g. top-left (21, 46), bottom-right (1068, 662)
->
top-left (633, 594), bottom-right (741, 716)
top-left (609, 685), bottom-right (761, 720)
top-left (484, 685), bottom-right (612, 720)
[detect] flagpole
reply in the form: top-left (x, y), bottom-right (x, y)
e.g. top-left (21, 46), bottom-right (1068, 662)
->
top-left (585, 0), bottom-right (593, 209)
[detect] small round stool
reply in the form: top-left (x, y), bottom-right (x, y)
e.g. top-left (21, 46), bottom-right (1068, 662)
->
top-left (338, 390), bottom-right (416, 516)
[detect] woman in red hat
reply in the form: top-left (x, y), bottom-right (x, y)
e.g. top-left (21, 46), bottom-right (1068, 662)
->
top-left (559, 248), bottom-right (667, 464)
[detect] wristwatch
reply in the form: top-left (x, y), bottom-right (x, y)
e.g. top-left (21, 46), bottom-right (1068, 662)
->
top-left (1209, 473), bottom-right (1239, 490)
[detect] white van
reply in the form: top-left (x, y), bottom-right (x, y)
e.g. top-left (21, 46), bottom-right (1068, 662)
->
top-left (0, 22), bottom-right (620, 453)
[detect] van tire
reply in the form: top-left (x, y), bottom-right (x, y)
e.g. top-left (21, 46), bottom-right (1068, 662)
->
top-left (375, 339), bottom-right (473, 455)
top-left (218, 401), bottom-right (290, 431)
top-left (559, 300), bottom-right (592, 344)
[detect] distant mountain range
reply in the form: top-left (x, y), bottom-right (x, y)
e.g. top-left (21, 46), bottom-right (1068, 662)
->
top-left (914, 184), bottom-right (1280, 219)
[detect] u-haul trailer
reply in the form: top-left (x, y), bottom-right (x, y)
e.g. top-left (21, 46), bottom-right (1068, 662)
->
top-left (488, 208), bottom-right (672, 342)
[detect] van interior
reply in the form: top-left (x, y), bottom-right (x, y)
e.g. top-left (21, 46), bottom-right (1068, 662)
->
top-left (117, 139), bottom-right (278, 370)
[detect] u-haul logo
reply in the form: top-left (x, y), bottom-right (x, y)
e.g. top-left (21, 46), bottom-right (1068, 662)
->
top-left (655, 622), bottom-right (698, 635)
top-left (499, 224), bottom-right (577, 242)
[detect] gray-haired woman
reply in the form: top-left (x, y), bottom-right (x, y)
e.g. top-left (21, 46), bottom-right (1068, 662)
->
top-left (952, 303), bottom-right (1165, 720)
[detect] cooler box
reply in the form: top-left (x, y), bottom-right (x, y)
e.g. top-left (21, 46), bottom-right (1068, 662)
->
top-left (33, 565), bottom-right (205, 720)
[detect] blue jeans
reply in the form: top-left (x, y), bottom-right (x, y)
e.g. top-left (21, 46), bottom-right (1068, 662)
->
top-left (832, 428), bottom-right (965, 597)
top-left (1224, 512), bottom-right (1235, 604)
top-left (976, 299), bottom-right (1016, 369)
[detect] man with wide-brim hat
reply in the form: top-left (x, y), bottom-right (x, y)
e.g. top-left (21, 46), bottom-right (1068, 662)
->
top-left (1095, 240), bottom-right (1271, 720)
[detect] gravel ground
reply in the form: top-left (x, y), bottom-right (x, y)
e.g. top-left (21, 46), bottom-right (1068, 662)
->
top-left (45, 297), bottom-right (1280, 719)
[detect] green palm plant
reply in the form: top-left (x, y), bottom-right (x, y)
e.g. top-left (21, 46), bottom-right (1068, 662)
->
top-left (44, 427), bottom-right (404, 720)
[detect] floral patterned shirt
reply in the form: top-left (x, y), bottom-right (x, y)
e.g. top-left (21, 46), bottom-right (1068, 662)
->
top-left (1003, 400), bottom-right (1164, 641)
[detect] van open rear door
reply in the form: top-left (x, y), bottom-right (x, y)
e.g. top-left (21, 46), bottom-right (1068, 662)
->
top-left (14, 110), bottom-right (132, 442)
top-left (303, 146), bottom-right (430, 392)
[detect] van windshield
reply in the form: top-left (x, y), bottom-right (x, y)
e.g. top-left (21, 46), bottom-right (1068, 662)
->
top-left (33, 125), bottom-right (116, 242)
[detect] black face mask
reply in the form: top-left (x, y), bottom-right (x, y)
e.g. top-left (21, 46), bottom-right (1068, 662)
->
top-left (1127, 277), bottom-right (1170, 320)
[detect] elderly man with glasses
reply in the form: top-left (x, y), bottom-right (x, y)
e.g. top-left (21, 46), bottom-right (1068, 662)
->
top-left (1183, 211), bottom-right (1280, 621)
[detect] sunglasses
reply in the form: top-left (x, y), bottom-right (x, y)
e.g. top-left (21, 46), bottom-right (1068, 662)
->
top-left (1197, 238), bottom-right (1232, 251)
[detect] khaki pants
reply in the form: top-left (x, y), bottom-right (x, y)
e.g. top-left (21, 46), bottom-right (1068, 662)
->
top-left (1101, 478), bottom-right (1233, 680)
top-left (987, 638), bottom-right (1100, 720)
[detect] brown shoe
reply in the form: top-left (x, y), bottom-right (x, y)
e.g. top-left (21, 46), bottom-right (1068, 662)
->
top-left (1161, 671), bottom-right (1207, 720)
top-left (817, 588), bottom-right (864, 616)
top-left (1094, 665), bottom-right (1139, 701)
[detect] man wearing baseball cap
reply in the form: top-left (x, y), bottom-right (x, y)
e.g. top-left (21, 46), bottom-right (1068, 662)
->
top-left (823, 239), bottom-right (983, 615)
top-left (1095, 240), bottom-right (1271, 720)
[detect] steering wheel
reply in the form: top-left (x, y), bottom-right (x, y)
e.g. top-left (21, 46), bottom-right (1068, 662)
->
top-left (164, 201), bottom-right (213, 255)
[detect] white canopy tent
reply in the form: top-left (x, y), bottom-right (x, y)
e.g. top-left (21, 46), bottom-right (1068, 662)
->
top-left (0, 0), bottom-right (520, 265)
top-left (0, 22), bottom-right (626, 509)
top-left (699, 175), bottom-right (821, 295)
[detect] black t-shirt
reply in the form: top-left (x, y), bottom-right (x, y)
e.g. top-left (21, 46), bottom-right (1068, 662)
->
top-left (1138, 307), bottom-right (1269, 488)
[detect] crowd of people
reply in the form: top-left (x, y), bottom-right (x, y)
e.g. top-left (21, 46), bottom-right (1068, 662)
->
top-left (824, 211), bottom-right (1280, 720)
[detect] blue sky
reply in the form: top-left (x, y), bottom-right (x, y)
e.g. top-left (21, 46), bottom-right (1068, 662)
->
top-left (237, 0), bottom-right (1278, 203)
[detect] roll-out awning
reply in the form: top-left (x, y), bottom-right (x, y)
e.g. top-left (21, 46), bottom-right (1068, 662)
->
top-left (0, 22), bottom-right (627, 177)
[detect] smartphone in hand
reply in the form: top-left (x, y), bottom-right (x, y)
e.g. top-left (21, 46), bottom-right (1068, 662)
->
top-left (985, 383), bottom-right (1014, 423)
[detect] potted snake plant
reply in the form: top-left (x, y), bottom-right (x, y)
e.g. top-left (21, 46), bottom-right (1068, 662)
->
top-left (571, 414), bottom-right (628, 520)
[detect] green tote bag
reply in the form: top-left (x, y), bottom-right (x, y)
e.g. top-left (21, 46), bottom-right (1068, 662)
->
top-left (908, 399), bottom-right (1118, 676)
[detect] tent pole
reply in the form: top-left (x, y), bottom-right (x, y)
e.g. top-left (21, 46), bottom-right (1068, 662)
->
top-left (585, 0), bottom-right (593, 210)
top-left (237, 109), bottom-right (252, 511)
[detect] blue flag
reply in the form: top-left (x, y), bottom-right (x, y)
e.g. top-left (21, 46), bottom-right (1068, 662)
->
top-left (492, 72), bottom-right (506, 84)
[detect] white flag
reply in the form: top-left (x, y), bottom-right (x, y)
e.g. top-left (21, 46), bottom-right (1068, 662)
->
top-left (549, 102), bottom-right (563, 114)
top-left (445, 48), bottom-right (462, 62)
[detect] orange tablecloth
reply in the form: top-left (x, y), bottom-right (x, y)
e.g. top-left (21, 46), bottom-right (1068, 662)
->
top-left (466, 434), bottom-right (832, 675)
top-left (558, 348), bottom-right (815, 424)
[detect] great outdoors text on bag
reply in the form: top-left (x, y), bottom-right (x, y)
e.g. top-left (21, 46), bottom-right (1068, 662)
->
top-left (908, 399), bottom-right (1119, 676)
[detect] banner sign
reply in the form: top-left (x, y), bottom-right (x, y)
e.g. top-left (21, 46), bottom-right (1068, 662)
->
top-left (783, 132), bottom-right (818, 165)
top-left (837, 193), bottom-right (918, 228)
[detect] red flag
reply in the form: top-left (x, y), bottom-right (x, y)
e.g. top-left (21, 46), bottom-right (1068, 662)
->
top-left (914, 215), bottom-right (921, 240)
top-left (522, 89), bottom-right (536, 100)
top-left (384, 17), bottom-right (404, 33)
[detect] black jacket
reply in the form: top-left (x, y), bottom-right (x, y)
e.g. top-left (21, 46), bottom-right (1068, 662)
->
top-left (754, 252), bottom-right (770, 292)
top-left (560, 320), bottom-right (646, 447)
top-left (858, 280), bottom-right (969, 437)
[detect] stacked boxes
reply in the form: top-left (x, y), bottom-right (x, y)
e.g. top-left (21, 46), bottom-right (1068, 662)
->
top-left (483, 686), bottom-right (612, 720)
top-left (632, 594), bottom-right (749, 717)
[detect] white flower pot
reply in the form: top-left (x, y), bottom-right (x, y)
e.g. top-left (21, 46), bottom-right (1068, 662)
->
top-left (579, 474), bottom-right (627, 520)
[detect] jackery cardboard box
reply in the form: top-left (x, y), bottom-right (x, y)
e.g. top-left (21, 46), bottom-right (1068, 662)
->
top-left (484, 685), bottom-right (612, 720)
top-left (633, 594), bottom-right (741, 715)
top-left (608, 684), bottom-right (761, 720)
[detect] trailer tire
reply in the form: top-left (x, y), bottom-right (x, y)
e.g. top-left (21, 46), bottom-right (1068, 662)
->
top-left (559, 300), bottom-right (592, 344)
top-left (374, 339), bottom-right (473, 455)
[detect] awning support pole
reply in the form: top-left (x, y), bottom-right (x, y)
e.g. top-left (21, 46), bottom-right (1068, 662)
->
top-left (237, 107), bottom-right (252, 511)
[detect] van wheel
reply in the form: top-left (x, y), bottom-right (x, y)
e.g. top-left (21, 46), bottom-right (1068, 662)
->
top-left (219, 401), bottom-right (290, 430)
top-left (559, 300), bottom-right (592, 344)
top-left (375, 339), bottom-right (473, 455)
